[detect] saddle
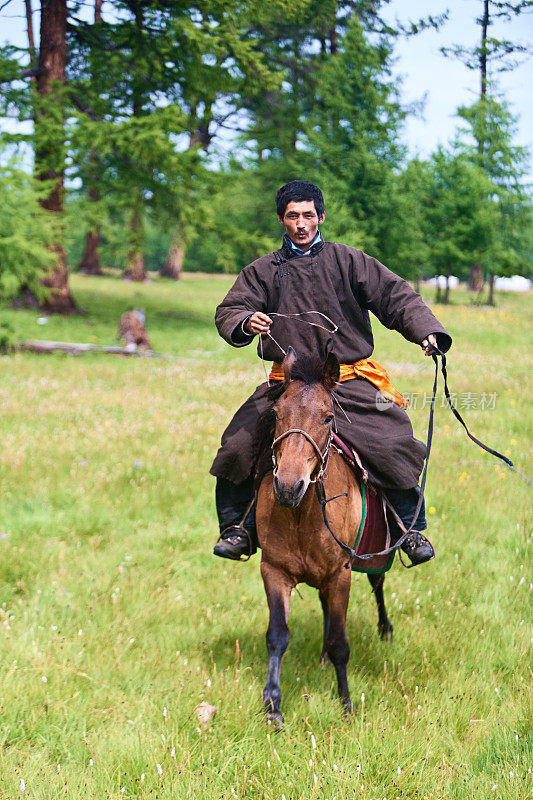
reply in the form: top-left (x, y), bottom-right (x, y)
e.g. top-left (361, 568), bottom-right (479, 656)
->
top-left (331, 433), bottom-right (395, 574)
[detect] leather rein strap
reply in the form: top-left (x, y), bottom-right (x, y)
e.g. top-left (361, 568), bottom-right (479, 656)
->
top-left (315, 348), bottom-right (514, 570)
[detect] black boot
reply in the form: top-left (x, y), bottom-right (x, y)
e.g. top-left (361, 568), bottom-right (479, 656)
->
top-left (398, 532), bottom-right (435, 565)
top-left (384, 486), bottom-right (435, 566)
top-left (213, 476), bottom-right (258, 561)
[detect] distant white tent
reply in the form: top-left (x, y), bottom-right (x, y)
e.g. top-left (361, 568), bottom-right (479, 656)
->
top-left (427, 275), bottom-right (460, 289)
top-left (425, 274), bottom-right (531, 292)
top-left (494, 275), bottom-right (531, 292)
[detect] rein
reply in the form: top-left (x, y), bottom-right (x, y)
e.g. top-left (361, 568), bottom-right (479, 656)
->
top-left (315, 346), bottom-right (515, 570)
top-left (262, 311), bottom-right (522, 567)
top-left (258, 311), bottom-right (338, 385)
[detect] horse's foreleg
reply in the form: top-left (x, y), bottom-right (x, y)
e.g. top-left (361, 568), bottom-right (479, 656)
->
top-left (261, 562), bottom-right (293, 730)
top-left (368, 573), bottom-right (393, 642)
top-left (323, 573), bottom-right (352, 712)
top-left (319, 591), bottom-right (330, 664)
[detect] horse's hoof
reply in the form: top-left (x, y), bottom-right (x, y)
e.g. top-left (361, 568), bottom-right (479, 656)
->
top-left (266, 711), bottom-right (284, 730)
top-left (342, 699), bottom-right (353, 718)
top-left (379, 625), bottom-right (393, 643)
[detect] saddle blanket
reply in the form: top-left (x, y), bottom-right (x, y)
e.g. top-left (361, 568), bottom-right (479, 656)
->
top-left (331, 433), bottom-right (395, 574)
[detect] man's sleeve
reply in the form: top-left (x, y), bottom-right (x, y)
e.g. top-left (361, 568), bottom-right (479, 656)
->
top-left (215, 264), bottom-right (268, 347)
top-left (353, 252), bottom-right (452, 352)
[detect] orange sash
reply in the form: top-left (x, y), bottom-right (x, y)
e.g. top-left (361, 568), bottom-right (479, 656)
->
top-left (269, 358), bottom-right (408, 409)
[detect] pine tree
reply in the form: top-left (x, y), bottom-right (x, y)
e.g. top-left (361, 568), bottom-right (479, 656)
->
top-left (423, 148), bottom-right (495, 303)
top-left (442, 0), bottom-right (532, 302)
top-left (0, 158), bottom-right (55, 303)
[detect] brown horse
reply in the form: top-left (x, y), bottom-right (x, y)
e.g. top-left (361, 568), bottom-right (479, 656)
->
top-left (256, 348), bottom-right (393, 728)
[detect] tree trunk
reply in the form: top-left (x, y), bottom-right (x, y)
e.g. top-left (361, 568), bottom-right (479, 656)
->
top-left (414, 274), bottom-right (420, 293)
top-left (435, 281), bottom-right (442, 303)
top-left (79, 162), bottom-right (102, 274)
top-left (468, 263), bottom-right (484, 291)
top-left (33, 0), bottom-right (76, 312)
top-left (24, 0), bottom-right (36, 70)
top-left (328, 25), bottom-right (337, 55)
top-left (124, 199), bottom-right (146, 281)
top-left (443, 268), bottom-right (451, 304)
top-left (79, 224), bottom-right (102, 275)
top-left (78, 0), bottom-right (103, 275)
top-left (160, 231), bottom-right (185, 280)
top-left (480, 0), bottom-right (489, 102)
top-left (487, 271), bottom-right (495, 306)
top-left (476, 0), bottom-right (489, 159)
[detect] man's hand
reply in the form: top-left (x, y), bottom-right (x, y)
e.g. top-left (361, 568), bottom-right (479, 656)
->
top-left (421, 333), bottom-right (438, 356)
top-left (245, 311), bottom-right (272, 335)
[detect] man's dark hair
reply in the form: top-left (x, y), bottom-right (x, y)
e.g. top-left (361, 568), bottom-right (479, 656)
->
top-left (276, 180), bottom-right (325, 219)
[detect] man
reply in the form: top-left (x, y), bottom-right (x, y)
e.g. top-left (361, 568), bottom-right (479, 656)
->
top-left (211, 180), bottom-right (451, 565)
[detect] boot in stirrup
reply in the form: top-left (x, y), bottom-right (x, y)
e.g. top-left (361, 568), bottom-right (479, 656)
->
top-left (400, 532), bottom-right (435, 566)
top-left (213, 525), bottom-right (256, 561)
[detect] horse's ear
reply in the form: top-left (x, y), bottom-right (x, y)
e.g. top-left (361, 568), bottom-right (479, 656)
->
top-left (283, 347), bottom-right (297, 383)
top-left (323, 352), bottom-right (340, 390)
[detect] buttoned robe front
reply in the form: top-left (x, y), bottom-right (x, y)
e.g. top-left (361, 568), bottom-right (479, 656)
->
top-left (210, 239), bottom-right (452, 491)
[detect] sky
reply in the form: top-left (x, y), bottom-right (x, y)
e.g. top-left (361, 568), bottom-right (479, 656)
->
top-left (382, 0), bottom-right (533, 180)
top-left (1, 0), bottom-right (532, 181)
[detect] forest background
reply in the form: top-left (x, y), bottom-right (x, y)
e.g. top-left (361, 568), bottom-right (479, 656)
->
top-left (0, 0), bottom-right (532, 315)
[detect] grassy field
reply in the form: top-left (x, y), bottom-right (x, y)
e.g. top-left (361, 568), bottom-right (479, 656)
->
top-left (0, 273), bottom-right (531, 800)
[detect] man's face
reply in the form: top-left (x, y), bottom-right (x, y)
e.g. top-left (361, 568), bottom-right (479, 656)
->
top-left (279, 200), bottom-right (325, 251)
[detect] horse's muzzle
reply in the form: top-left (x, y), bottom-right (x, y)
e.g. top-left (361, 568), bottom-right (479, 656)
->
top-left (273, 475), bottom-right (308, 508)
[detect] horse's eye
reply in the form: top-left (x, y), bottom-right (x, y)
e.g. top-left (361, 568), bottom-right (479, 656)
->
top-left (324, 414), bottom-right (334, 425)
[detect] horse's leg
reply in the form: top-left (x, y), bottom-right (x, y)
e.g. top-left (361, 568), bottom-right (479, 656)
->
top-left (368, 573), bottom-right (393, 642)
top-left (323, 572), bottom-right (352, 712)
top-left (261, 562), bottom-right (293, 730)
top-left (319, 591), bottom-right (330, 664)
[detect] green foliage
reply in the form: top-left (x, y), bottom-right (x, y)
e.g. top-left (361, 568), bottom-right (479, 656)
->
top-left (305, 16), bottom-right (406, 260)
top-left (423, 148), bottom-right (495, 279)
top-left (387, 159), bottom-right (433, 282)
top-left (184, 168), bottom-right (281, 272)
top-left (0, 159), bottom-right (54, 301)
top-left (456, 96), bottom-right (532, 278)
top-left (0, 320), bottom-right (15, 352)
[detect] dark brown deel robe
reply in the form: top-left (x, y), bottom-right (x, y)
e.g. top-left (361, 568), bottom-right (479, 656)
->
top-left (211, 238), bottom-right (452, 490)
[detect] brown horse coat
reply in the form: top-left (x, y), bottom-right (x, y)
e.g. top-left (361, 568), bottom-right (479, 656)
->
top-left (256, 351), bottom-right (394, 725)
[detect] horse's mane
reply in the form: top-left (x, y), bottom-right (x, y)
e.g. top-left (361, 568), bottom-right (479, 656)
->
top-left (286, 353), bottom-right (326, 386)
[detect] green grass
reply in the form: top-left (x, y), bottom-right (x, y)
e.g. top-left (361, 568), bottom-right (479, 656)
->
top-left (0, 274), bottom-right (531, 800)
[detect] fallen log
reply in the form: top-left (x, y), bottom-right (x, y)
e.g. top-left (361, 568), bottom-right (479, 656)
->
top-left (19, 340), bottom-right (159, 357)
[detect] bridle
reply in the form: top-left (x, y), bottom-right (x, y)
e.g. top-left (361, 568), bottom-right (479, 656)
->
top-left (271, 425), bottom-right (333, 484)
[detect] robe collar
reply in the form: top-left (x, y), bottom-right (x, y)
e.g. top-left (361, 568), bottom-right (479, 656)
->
top-left (280, 231), bottom-right (326, 261)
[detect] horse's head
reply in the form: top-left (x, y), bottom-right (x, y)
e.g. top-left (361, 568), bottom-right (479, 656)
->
top-left (272, 347), bottom-right (340, 507)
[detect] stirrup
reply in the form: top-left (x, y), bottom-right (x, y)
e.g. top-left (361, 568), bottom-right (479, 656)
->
top-left (398, 532), bottom-right (435, 569)
top-left (214, 524), bottom-right (255, 562)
